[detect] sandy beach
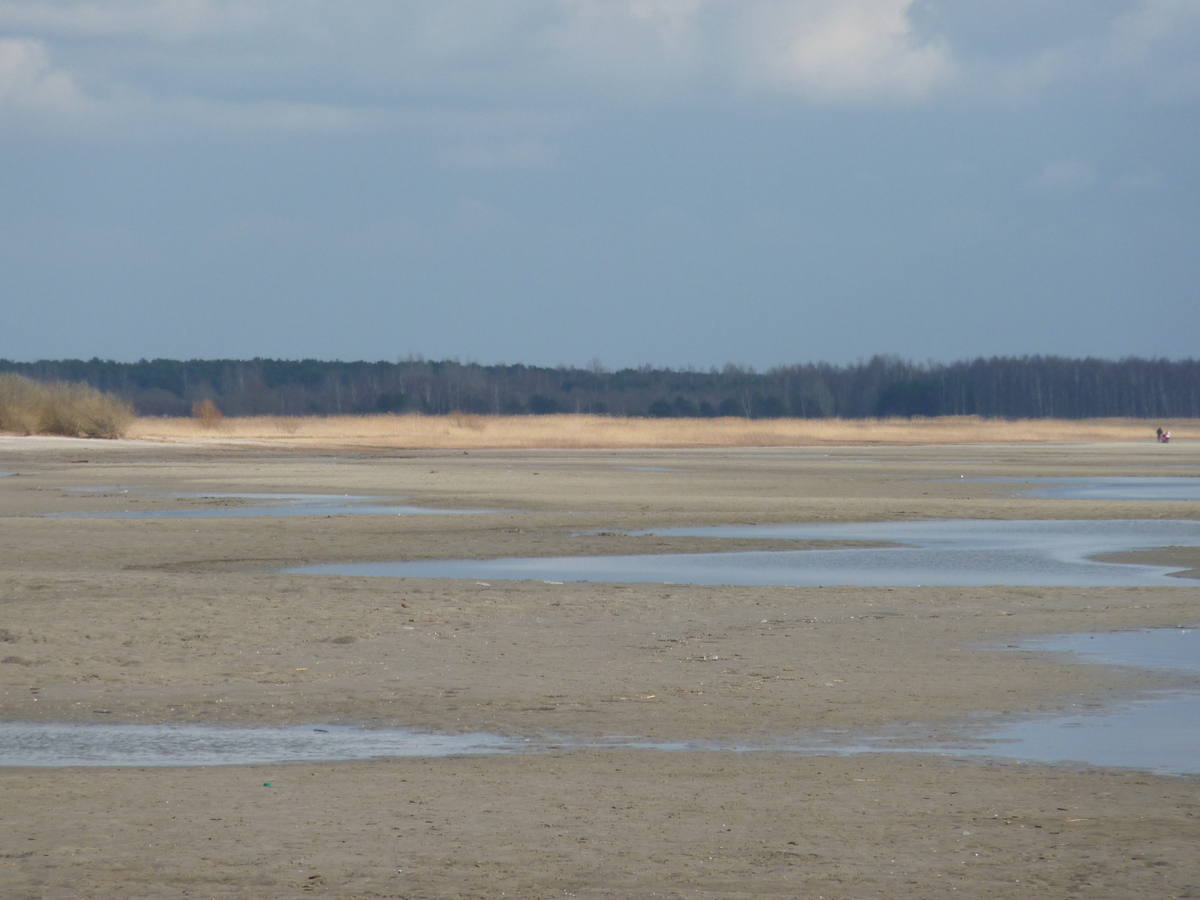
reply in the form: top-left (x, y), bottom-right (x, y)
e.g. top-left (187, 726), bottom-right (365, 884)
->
top-left (2, 430), bottom-right (1199, 898)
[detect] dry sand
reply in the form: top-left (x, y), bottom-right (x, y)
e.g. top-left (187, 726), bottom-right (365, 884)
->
top-left (2, 432), bottom-right (1199, 898)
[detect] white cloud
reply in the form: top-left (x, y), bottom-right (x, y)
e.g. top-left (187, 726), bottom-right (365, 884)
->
top-left (740, 0), bottom-right (953, 100)
top-left (3, 1), bottom-right (958, 114)
top-left (1108, 0), bottom-right (1199, 61)
top-left (981, 0), bottom-right (1200, 102)
top-left (5, 0), bottom-right (1200, 136)
top-left (541, 0), bottom-right (710, 98)
top-left (0, 37), bottom-right (81, 111)
top-left (0, 0), bottom-right (263, 42)
top-left (1106, 0), bottom-right (1200, 99)
top-left (513, 0), bottom-right (955, 101)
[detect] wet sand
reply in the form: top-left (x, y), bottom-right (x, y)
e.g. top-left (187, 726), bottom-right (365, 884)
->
top-left (1095, 546), bottom-right (1200, 580)
top-left (2, 435), bottom-right (1199, 898)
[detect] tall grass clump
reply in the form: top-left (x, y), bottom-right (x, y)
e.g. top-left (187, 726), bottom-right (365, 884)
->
top-left (191, 398), bottom-right (225, 428)
top-left (0, 373), bottom-right (135, 439)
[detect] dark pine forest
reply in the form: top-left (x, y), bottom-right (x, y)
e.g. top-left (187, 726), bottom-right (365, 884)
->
top-left (2, 356), bottom-right (1198, 420)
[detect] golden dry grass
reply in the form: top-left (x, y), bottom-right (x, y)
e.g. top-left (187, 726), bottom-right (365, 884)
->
top-left (0, 373), bottom-right (135, 439)
top-left (190, 398), bottom-right (225, 428)
top-left (126, 413), bottom-right (1198, 450)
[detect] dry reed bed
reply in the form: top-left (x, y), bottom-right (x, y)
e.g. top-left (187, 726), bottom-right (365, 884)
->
top-left (126, 413), bottom-right (1195, 449)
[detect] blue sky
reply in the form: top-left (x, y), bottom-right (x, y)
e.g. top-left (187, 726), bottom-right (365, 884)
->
top-left (2, 0), bottom-right (1198, 369)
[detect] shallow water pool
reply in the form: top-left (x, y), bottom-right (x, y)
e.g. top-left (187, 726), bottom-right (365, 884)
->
top-left (962, 476), bottom-right (1200, 501)
top-left (3, 629), bottom-right (1198, 774)
top-left (0, 723), bottom-right (520, 767)
top-left (950, 628), bottom-right (1200, 775)
top-left (287, 519), bottom-right (1200, 587)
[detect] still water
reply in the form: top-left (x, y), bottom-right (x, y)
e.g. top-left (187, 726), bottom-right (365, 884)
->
top-left (963, 476), bottom-right (1200, 501)
top-left (287, 519), bottom-right (1200, 587)
top-left (955, 628), bottom-right (1200, 775)
top-left (2, 629), bottom-right (1197, 774)
top-left (0, 724), bottom-right (519, 767)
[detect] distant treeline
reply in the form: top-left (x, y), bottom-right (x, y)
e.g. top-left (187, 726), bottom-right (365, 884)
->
top-left (2, 355), bottom-right (1198, 420)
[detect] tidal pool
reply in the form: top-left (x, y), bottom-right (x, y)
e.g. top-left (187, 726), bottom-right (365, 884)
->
top-left (3, 629), bottom-right (1197, 774)
top-left (0, 723), bottom-right (521, 767)
top-left (962, 476), bottom-right (1200, 501)
top-left (960, 694), bottom-right (1200, 776)
top-left (287, 519), bottom-right (1200, 587)
top-left (1018, 627), bottom-right (1200, 672)
top-left (958, 628), bottom-right (1200, 776)
top-left (803, 629), bottom-right (1200, 777)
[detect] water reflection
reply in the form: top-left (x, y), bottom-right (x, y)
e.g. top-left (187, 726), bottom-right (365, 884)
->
top-left (287, 519), bottom-right (1200, 587)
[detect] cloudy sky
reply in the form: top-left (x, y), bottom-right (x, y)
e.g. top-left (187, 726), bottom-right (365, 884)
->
top-left (2, 0), bottom-right (1198, 368)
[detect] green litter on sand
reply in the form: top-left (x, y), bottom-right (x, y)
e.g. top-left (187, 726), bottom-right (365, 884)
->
top-left (263, 782), bottom-right (272, 787)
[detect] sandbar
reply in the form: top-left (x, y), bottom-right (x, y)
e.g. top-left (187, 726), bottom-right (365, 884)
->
top-left (2, 434), bottom-right (1199, 898)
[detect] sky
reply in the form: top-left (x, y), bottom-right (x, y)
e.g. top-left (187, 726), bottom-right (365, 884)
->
top-left (2, 0), bottom-right (1198, 370)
